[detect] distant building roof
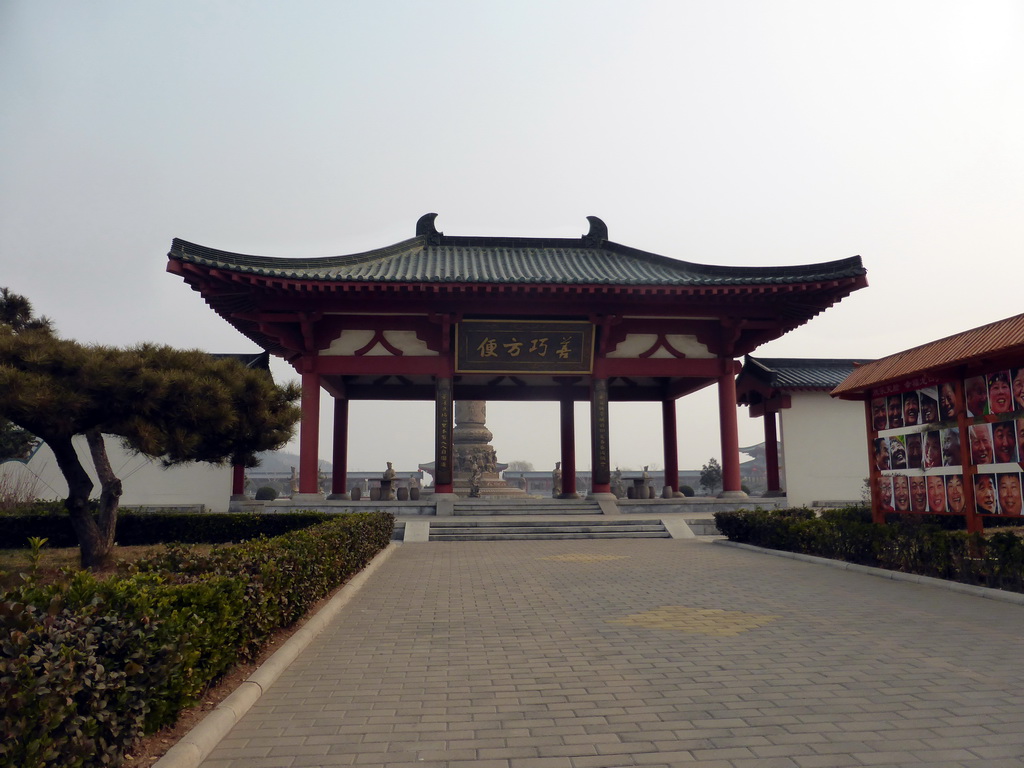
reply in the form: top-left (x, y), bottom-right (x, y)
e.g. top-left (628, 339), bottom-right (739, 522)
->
top-left (737, 356), bottom-right (873, 406)
top-left (832, 313), bottom-right (1024, 398)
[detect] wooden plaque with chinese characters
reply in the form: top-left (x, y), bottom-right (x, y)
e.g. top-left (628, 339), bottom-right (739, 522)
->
top-left (456, 320), bottom-right (594, 374)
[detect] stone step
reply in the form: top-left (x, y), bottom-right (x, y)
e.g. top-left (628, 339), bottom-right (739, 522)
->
top-left (431, 524), bottom-right (667, 534)
top-left (432, 520), bottom-right (663, 532)
top-left (452, 501), bottom-right (603, 516)
top-left (428, 518), bottom-right (670, 541)
top-left (430, 531), bottom-right (672, 541)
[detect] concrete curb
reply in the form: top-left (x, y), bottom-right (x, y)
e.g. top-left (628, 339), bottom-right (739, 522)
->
top-left (716, 540), bottom-right (1024, 606)
top-left (152, 542), bottom-right (400, 768)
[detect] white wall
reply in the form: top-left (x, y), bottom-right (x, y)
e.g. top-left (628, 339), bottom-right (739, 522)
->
top-left (2, 435), bottom-right (232, 512)
top-left (779, 392), bottom-right (868, 507)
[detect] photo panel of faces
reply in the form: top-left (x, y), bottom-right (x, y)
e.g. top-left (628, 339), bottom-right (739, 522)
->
top-left (884, 472), bottom-right (964, 514)
top-left (873, 369), bottom-right (1024, 516)
top-left (971, 471), bottom-right (1024, 516)
top-left (963, 369), bottom-right (1024, 419)
top-left (873, 386), bottom-right (952, 437)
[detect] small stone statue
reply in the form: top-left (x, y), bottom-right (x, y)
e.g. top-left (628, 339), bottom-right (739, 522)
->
top-left (611, 467), bottom-right (625, 499)
top-left (468, 460), bottom-right (482, 498)
top-left (551, 461), bottom-right (562, 498)
top-left (382, 461), bottom-right (397, 500)
top-left (289, 466), bottom-right (299, 494)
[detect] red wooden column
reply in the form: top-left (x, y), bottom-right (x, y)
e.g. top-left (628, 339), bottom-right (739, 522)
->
top-left (434, 377), bottom-right (454, 494)
top-left (763, 409), bottom-right (782, 494)
top-left (298, 368), bottom-right (321, 495)
top-left (559, 398), bottom-right (577, 498)
top-left (718, 363), bottom-right (745, 496)
top-left (590, 378), bottom-right (612, 494)
top-left (330, 397), bottom-right (349, 497)
top-left (662, 399), bottom-right (679, 494)
top-left (231, 464), bottom-right (245, 497)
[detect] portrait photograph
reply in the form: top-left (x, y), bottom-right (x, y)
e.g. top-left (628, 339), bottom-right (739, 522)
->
top-left (925, 474), bottom-right (947, 513)
top-left (887, 394), bottom-right (904, 429)
top-left (969, 422), bottom-right (993, 466)
top-left (974, 473), bottom-right (998, 515)
top-left (902, 390), bottom-right (921, 427)
top-left (892, 474), bottom-right (911, 512)
top-left (941, 427), bottom-right (961, 467)
top-left (875, 475), bottom-right (893, 512)
top-left (919, 388), bottom-right (939, 425)
top-left (997, 472), bottom-right (1023, 516)
top-left (909, 474), bottom-right (928, 513)
top-left (873, 437), bottom-right (890, 471)
top-left (923, 430), bottom-right (942, 470)
top-left (991, 420), bottom-right (1018, 464)
top-left (905, 433), bottom-right (923, 470)
top-left (945, 474), bottom-right (967, 514)
top-left (965, 375), bottom-right (988, 418)
top-left (1013, 368), bottom-right (1024, 412)
top-left (938, 381), bottom-right (958, 421)
top-left (871, 397), bottom-right (888, 432)
top-left (987, 370), bottom-right (1014, 415)
top-left (889, 435), bottom-right (908, 469)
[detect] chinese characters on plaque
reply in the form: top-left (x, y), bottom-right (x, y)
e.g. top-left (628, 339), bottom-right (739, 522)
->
top-left (456, 321), bottom-right (594, 374)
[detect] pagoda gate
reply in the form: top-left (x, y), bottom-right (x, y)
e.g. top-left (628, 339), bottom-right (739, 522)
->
top-left (167, 214), bottom-right (866, 500)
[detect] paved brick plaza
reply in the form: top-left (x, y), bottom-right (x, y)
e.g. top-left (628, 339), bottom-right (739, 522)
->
top-left (200, 539), bottom-right (1024, 768)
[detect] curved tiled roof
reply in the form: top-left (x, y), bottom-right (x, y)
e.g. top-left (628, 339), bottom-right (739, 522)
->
top-left (743, 356), bottom-right (875, 391)
top-left (168, 215), bottom-right (866, 288)
top-left (832, 313), bottom-right (1024, 398)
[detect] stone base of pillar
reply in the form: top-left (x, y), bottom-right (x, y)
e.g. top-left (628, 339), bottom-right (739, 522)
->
top-left (229, 494), bottom-right (247, 502)
top-left (433, 493), bottom-right (458, 517)
top-left (717, 490), bottom-right (749, 499)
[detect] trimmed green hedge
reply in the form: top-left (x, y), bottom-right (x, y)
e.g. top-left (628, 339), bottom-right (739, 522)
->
top-left (0, 510), bottom-right (337, 549)
top-left (0, 512), bottom-right (393, 768)
top-left (714, 506), bottom-right (1024, 594)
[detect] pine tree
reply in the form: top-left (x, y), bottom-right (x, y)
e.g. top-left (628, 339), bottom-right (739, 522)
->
top-left (0, 288), bottom-right (301, 568)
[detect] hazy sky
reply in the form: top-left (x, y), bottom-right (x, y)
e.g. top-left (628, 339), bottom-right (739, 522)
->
top-left (2, 1), bottom-right (1023, 474)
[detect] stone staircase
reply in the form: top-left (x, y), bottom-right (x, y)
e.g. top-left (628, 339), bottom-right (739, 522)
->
top-left (428, 518), bottom-right (671, 541)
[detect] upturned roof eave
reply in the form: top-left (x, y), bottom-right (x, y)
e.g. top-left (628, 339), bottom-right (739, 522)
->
top-left (168, 236), bottom-right (866, 288)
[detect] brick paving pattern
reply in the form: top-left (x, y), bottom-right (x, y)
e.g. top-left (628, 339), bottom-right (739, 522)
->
top-left (199, 539), bottom-right (1024, 768)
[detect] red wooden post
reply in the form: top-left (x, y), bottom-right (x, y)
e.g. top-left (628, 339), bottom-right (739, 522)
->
top-left (331, 398), bottom-right (348, 496)
top-left (231, 464), bottom-right (245, 497)
top-left (590, 378), bottom-right (611, 494)
top-left (559, 398), bottom-right (577, 497)
top-left (763, 409), bottom-right (781, 494)
top-left (299, 368), bottom-right (321, 495)
top-left (718, 365), bottom-right (743, 495)
top-left (662, 399), bottom-right (679, 493)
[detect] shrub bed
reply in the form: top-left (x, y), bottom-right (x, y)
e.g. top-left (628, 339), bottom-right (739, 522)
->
top-left (714, 506), bottom-right (1024, 594)
top-left (0, 512), bottom-right (393, 768)
top-left (0, 510), bottom-right (337, 549)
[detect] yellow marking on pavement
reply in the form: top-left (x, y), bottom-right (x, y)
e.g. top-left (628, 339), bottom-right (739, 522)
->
top-left (609, 606), bottom-right (778, 636)
top-left (542, 554), bottom-right (630, 563)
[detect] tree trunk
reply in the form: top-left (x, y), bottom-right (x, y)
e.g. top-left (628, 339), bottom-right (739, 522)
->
top-left (86, 429), bottom-right (122, 564)
top-left (46, 434), bottom-right (111, 569)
